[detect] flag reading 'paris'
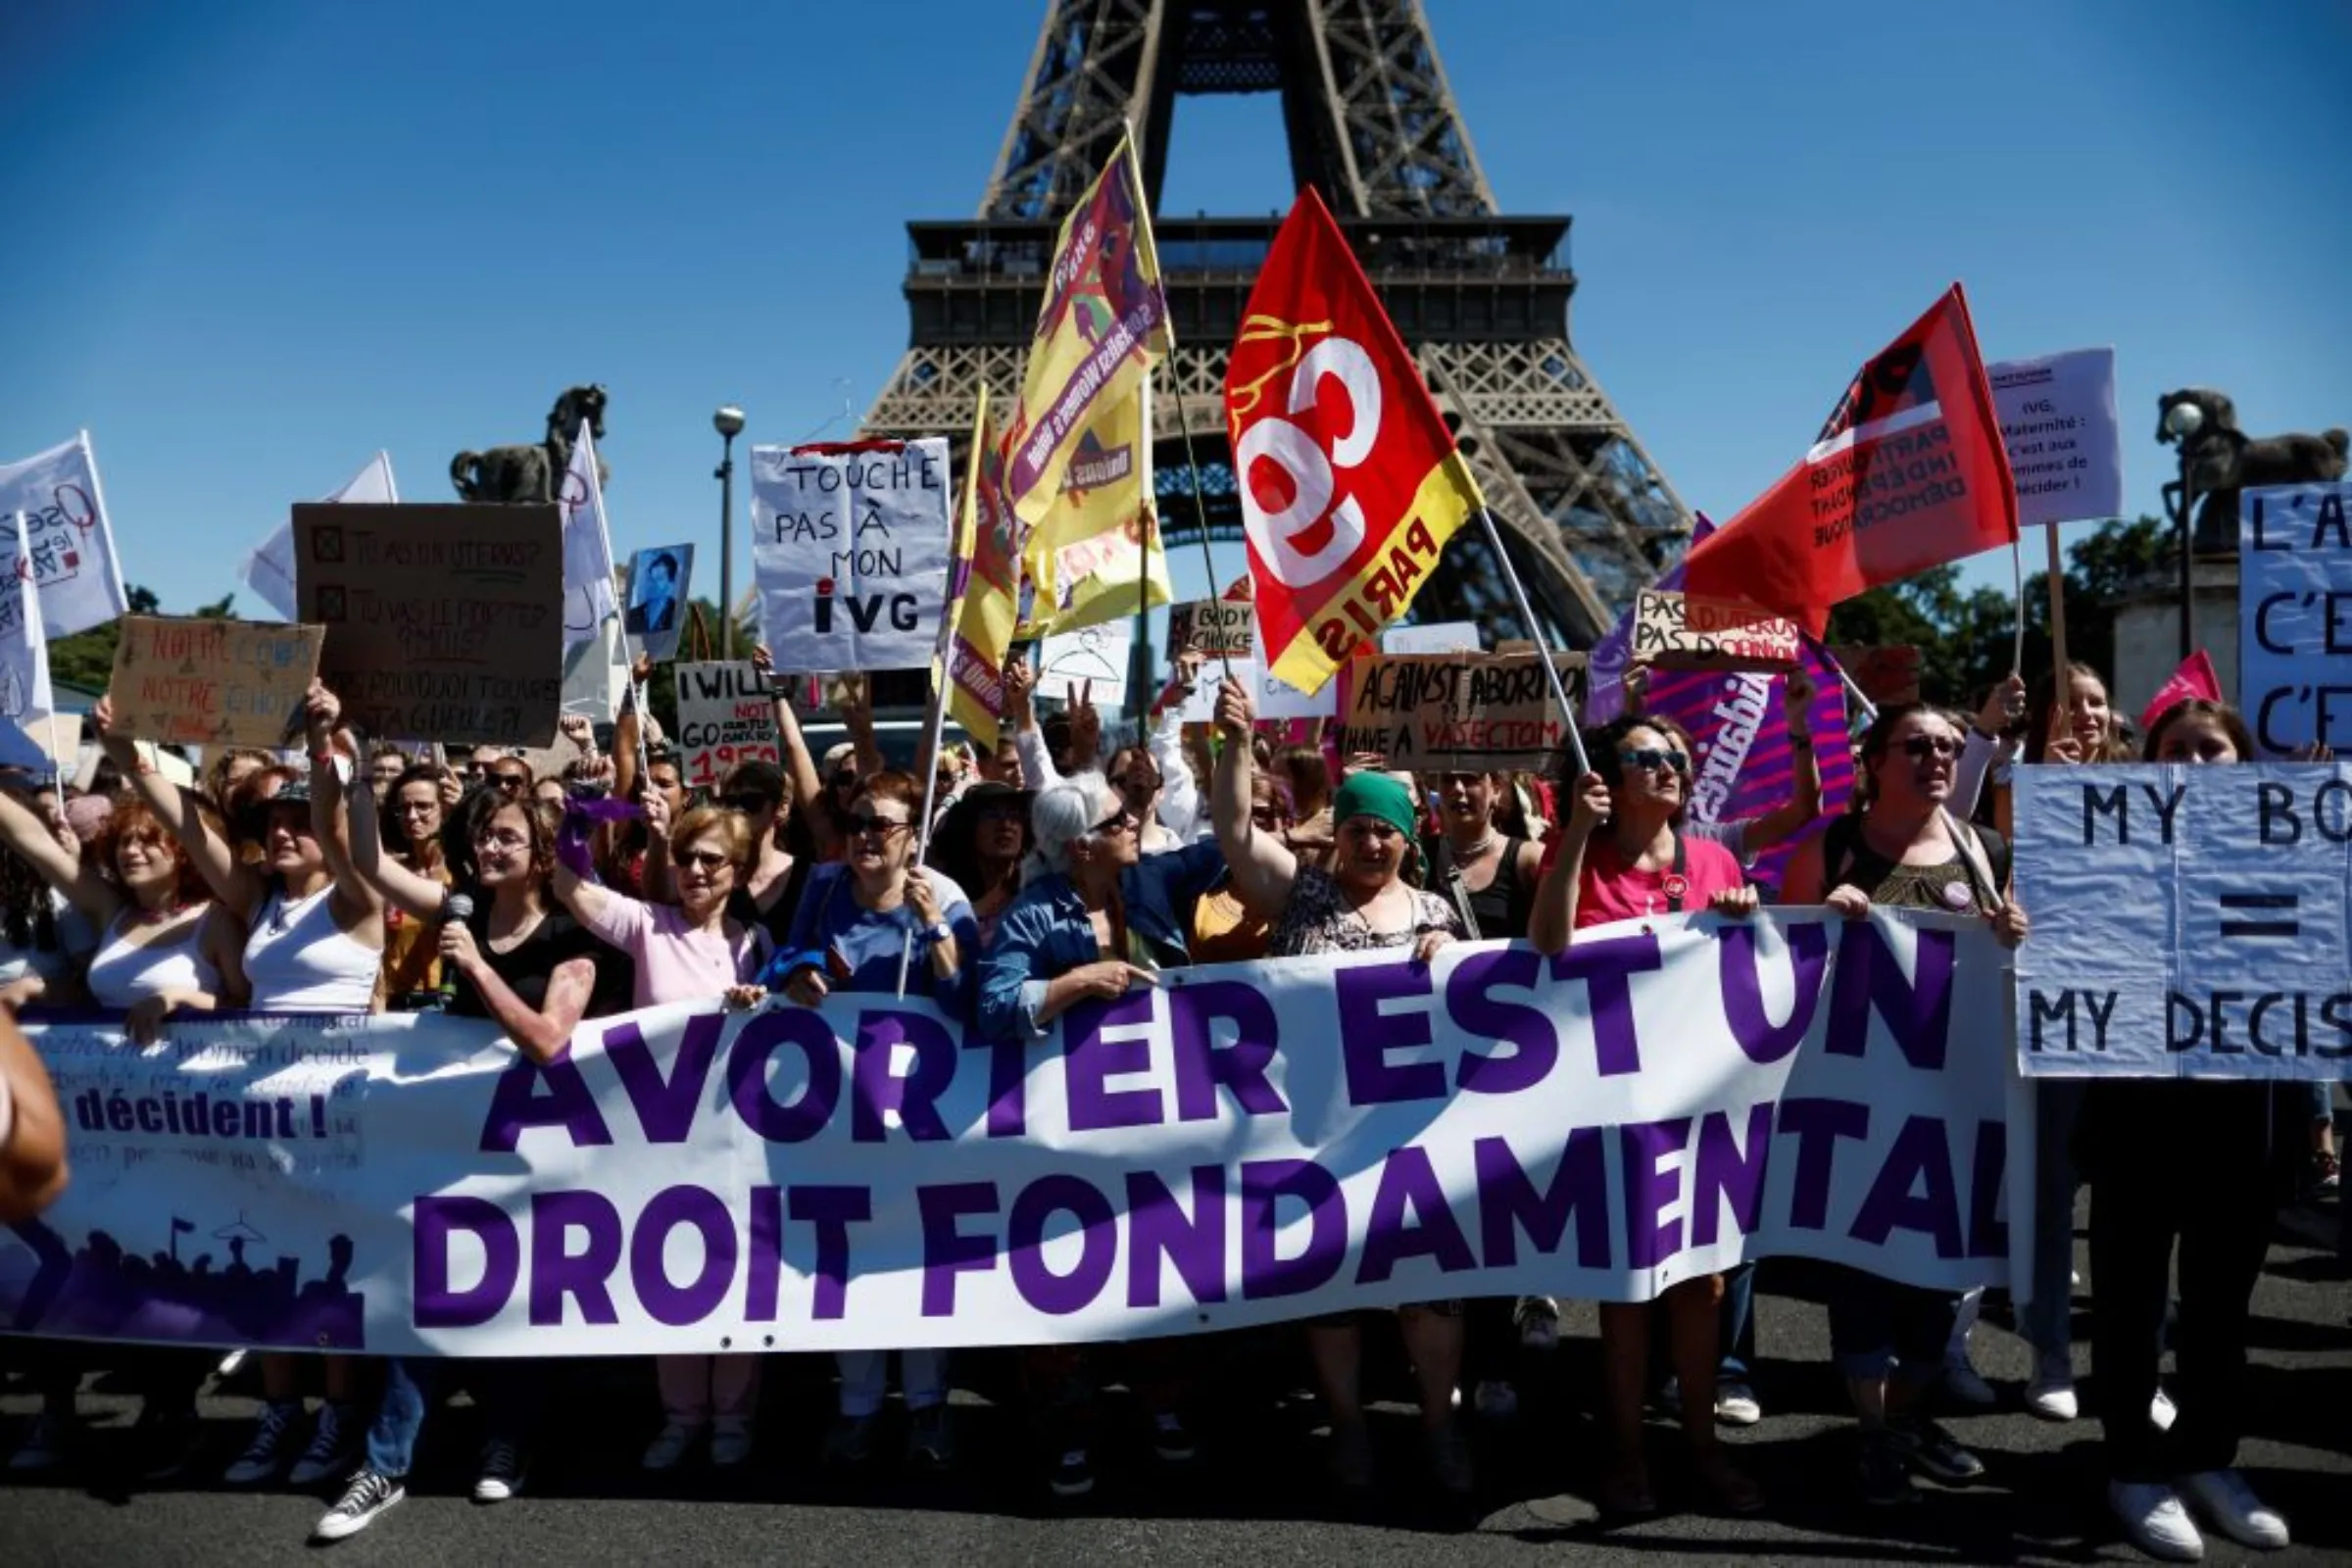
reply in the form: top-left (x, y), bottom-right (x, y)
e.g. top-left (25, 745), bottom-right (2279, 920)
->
top-left (1226, 187), bottom-right (1485, 695)
top-left (1682, 285), bottom-right (2018, 637)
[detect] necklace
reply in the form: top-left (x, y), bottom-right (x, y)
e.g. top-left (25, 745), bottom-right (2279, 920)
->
top-left (132, 899), bottom-right (189, 925)
top-left (1452, 831), bottom-right (1499, 860)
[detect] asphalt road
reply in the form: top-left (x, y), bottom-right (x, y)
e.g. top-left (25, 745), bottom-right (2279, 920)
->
top-left (3, 1195), bottom-right (2346, 1567)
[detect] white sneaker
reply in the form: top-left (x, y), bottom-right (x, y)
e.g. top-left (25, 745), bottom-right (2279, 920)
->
top-left (1715, 1383), bottom-right (1762, 1427)
top-left (313, 1470), bottom-right (404, 1543)
top-left (2110, 1480), bottom-right (2204, 1561)
top-left (1941, 1354), bottom-right (1996, 1408)
top-left (2177, 1469), bottom-right (2290, 1550)
top-left (1472, 1379), bottom-right (1517, 1420)
top-left (2149, 1388), bottom-right (2178, 1432)
top-left (709, 1416), bottom-right (754, 1468)
top-left (641, 1420), bottom-right (702, 1472)
top-left (2026, 1352), bottom-right (2078, 1422)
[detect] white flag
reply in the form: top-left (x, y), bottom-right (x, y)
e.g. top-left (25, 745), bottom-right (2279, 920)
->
top-left (239, 452), bottom-right (398, 622)
top-left (0, 514), bottom-right (58, 772)
top-left (560, 422), bottom-right (619, 649)
top-left (0, 432), bottom-right (130, 638)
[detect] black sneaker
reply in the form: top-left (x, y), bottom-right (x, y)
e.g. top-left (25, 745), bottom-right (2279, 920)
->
top-left (133, 1403), bottom-right (203, 1483)
top-left (1150, 1410), bottom-right (1197, 1464)
top-left (1859, 1429), bottom-right (1919, 1506)
top-left (1049, 1446), bottom-right (1096, 1498)
top-left (1890, 1416), bottom-right (1985, 1485)
top-left (472, 1439), bottom-right (526, 1503)
top-left (313, 1470), bottom-right (405, 1543)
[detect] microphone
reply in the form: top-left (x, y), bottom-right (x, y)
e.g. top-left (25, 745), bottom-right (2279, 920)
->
top-left (436, 892), bottom-right (475, 1005)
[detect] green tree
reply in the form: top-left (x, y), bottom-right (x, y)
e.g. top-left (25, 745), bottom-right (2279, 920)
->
top-left (46, 587), bottom-right (237, 693)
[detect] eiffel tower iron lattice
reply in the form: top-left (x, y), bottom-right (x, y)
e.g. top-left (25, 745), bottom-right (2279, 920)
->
top-left (858, 0), bottom-right (1694, 645)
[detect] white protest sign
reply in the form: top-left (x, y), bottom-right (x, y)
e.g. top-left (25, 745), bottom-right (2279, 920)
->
top-left (0, 514), bottom-right (57, 771)
top-left (1037, 626), bottom-right (1129, 712)
top-left (2239, 481), bottom-right (2352, 756)
top-left (751, 440), bottom-right (951, 671)
top-left (0, 432), bottom-right (129, 637)
top-left (1987, 349), bottom-right (2123, 529)
top-left (672, 660), bottom-right (781, 790)
top-left (1382, 620), bottom-right (1482, 655)
top-left (1175, 659), bottom-right (1338, 723)
top-left (2015, 760), bottom-right (2352, 1078)
top-left (2, 911), bottom-right (2018, 1356)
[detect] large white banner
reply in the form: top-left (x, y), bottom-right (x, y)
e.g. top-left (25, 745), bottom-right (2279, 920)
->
top-left (0, 432), bottom-right (130, 637)
top-left (2016, 760), bottom-right (2352, 1078)
top-left (751, 440), bottom-right (951, 672)
top-left (0, 513), bottom-right (59, 770)
top-left (1987, 348), bottom-right (2123, 529)
top-left (2, 912), bottom-right (2021, 1356)
top-left (2239, 480), bottom-right (2352, 755)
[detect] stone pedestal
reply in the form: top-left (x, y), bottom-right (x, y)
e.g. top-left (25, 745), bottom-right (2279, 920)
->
top-left (2111, 559), bottom-right (2240, 728)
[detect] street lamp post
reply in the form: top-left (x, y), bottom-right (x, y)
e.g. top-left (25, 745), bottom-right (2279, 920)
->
top-left (2162, 400), bottom-right (2204, 662)
top-left (713, 406), bottom-right (746, 660)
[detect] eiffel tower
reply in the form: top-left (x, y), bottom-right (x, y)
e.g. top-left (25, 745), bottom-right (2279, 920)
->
top-left (858, 0), bottom-right (1693, 646)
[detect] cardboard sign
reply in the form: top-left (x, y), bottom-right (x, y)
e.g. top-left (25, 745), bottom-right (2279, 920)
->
top-left (2015, 760), bottom-right (2352, 1079)
top-left (1337, 651), bottom-right (1585, 771)
top-left (673, 661), bottom-right (781, 789)
top-left (1988, 348), bottom-right (2124, 529)
top-left (2239, 481), bottom-right (2352, 756)
top-left (751, 439), bottom-right (951, 672)
top-left (1632, 590), bottom-right (1800, 670)
top-left (1829, 645), bottom-right (1923, 708)
top-left (107, 615), bottom-right (325, 749)
top-left (294, 503), bottom-right (564, 746)
top-left (1169, 591), bottom-right (1254, 658)
top-left (622, 543), bottom-right (694, 665)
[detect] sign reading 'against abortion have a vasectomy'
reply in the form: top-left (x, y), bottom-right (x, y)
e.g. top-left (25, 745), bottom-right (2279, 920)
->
top-left (2015, 761), bottom-right (2352, 1078)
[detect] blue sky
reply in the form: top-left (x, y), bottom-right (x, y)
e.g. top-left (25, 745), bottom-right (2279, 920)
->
top-left (3, 0), bottom-right (2346, 623)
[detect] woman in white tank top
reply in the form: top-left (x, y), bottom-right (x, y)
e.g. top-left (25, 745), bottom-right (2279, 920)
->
top-left (0, 789), bottom-right (245, 1039)
top-left (97, 682), bottom-right (388, 1487)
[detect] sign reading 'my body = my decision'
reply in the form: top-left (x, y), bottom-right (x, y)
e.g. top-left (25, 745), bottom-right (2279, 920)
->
top-left (2015, 760), bottom-right (2352, 1078)
top-left (108, 615), bottom-right (325, 749)
top-left (2239, 480), bottom-right (2352, 756)
top-left (751, 439), bottom-right (951, 673)
top-left (673, 660), bottom-right (780, 790)
top-left (294, 503), bottom-right (563, 746)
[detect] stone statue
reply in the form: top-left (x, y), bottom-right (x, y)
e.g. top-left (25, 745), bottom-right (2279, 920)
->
top-left (451, 384), bottom-right (610, 503)
top-left (2156, 387), bottom-right (2348, 552)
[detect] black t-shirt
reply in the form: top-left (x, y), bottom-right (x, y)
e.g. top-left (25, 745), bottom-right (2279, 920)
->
top-left (448, 906), bottom-right (634, 1024)
top-left (728, 857), bottom-right (811, 956)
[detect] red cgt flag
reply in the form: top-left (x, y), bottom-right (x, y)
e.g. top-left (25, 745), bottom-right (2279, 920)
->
top-left (1684, 285), bottom-right (2018, 637)
top-left (1225, 187), bottom-right (1484, 694)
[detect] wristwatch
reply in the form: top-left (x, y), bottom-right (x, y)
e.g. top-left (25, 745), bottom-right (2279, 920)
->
top-left (920, 920), bottom-right (952, 946)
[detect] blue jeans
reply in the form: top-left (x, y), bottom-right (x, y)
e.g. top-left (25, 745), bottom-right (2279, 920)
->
top-left (2020, 1078), bottom-right (2085, 1361)
top-left (1718, 1261), bottom-right (1757, 1384)
top-left (837, 1348), bottom-right (949, 1418)
top-left (366, 1357), bottom-right (539, 1478)
top-left (1825, 1265), bottom-right (1959, 1389)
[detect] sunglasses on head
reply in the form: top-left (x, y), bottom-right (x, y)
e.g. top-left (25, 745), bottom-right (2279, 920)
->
top-left (1901, 734), bottom-right (1961, 760)
top-left (1618, 748), bottom-right (1690, 775)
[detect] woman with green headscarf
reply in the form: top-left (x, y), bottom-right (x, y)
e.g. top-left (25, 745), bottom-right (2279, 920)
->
top-left (1210, 677), bottom-right (1471, 1498)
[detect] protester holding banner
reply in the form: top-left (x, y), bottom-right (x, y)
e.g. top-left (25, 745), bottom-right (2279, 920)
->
top-left (1778, 703), bottom-right (2024, 1506)
top-left (0, 789), bottom-right (243, 1040)
top-left (2065, 697), bottom-right (2296, 1560)
top-left (1205, 676), bottom-right (1477, 1496)
top-left (550, 789), bottom-right (770, 1472)
top-left (370, 763), bottom-right (456, 1010)
top-left (974, 764), bottom-right (1224, 1497)
top-left (0, 816), bottom-right (80, 1012)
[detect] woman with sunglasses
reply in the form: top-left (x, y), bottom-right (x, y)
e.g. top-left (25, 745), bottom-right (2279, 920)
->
top-left (1524, 716), bottom-right (1762, 1517)
top-left (302, 702), bottom-right (634, 1539)
top-left (2063, 698), bottom-right (2294, 1560)
top-left (1204, 677), bottom-right (1475, 1498)
top-left (372, 763), bottom-right (458, 1011)
top-left (0, 785), bottom-right (246, 1482)
top-left (1778, 703), bottom-right (2027, 1509)
top-left (927, 778), bottom-right (1032, 950)
top-left (551, 785), bottom-right (771, 1474)
top-left (92, 685), bottom-right (389, 1493)
top-left (976, 758), bottom-right (1226, 1499)
top-left (760, 771), bottom-right (975, 1470)
top-left (717, 760), bottom-right (810, 954)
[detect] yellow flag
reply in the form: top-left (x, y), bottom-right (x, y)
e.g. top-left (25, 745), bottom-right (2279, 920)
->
top-left (943, 388), bottom-right (1023, 750)
top-left (1018, 376), bottom-right (1171, 636)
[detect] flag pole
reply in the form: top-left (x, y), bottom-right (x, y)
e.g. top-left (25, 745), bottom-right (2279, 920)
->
top-left (896, 676), bottom-right (952, 1000)
top-left (46, 713), bottom-right (66, 817)
top-left (2009, 536), bottom-right (2028, 676)
top-left (1164, 375), bottom-right (1237, 688)
top-left (1801, 634), bottom-right (1880, 726)
top-left (2044, 524), bottom-right (2071, 692)
top-left (1474, 509), bottom-right (1590, 777)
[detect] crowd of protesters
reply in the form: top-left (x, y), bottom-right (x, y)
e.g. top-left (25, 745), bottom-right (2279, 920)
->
top-left (0, 642), bottom-right (2342, 1563)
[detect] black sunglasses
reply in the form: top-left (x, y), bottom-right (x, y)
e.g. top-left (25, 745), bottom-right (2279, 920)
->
top-left (1902, 735), bottom-right (1961, 760)
top-left (845, 812), bottom-right (910, 838)
top-left (1618, 748), bottom-right (1690, 776)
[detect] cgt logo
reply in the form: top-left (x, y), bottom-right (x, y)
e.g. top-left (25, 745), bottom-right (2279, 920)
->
top-left (1234, 331), bottom-right (1383, 589)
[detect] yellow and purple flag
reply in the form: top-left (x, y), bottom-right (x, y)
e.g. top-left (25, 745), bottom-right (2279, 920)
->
top-left (1017, 376), bottom-right (1172, 637)
top-left (1002, 126), bottom-right (1172, 528)
top-left (942, 388), bottom-right (1025, 750)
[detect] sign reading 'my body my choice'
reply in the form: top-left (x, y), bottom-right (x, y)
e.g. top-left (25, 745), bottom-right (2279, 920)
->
top-left (294, 503), bottom-right (563, 746)
top-left (2015, 760), bottom-right (2352, 1078)
top-left (2239, 480), bottom-right (2352, 756)
top-left (751, 439), bottom-right (950, 672)
top-left (2, 911), bottom-right (2018, 1356)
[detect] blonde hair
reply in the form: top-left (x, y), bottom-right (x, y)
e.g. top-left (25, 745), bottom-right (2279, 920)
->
top-left (670, 805), bottom-right (753, 869)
